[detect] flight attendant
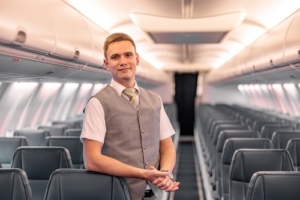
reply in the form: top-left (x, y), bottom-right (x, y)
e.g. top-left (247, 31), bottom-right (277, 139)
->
top-left (81, 32), bottom-right (179, 200)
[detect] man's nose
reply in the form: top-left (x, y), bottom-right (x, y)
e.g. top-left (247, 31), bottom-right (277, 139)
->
top-left (120, 56), bottom-right (127, 66)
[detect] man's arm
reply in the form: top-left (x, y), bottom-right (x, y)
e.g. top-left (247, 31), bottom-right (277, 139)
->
top-left (152, 137), bottom-right (180, 192)
top-left (83, 138), bottom-right (168, 182)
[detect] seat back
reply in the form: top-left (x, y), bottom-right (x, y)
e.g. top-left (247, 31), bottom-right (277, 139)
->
top-left (246, 172), bottom-right (300, 200)
top-left (0, 159), bottom-right (2, 168)
top-left (11, 147), bottom-right (72, 200)
top-left (52, 121), bottom-right (80, 129)
top-left (215, 130), bottom-right (258, 198)
top-left (43, 136), bottom-right (84, 168)
top-left (38, 125), bottom-right (68, 136)
top-left (63, 129), bottom-right (82, 137)
top-left (229, 149), bottom-right (293, 200)
top-left (0, 137), bottom-right (29, 168)
top-left (271, 131), bottom-right (300, 149)
top-left (260, 124), bottom-right (293, 139)
top-left (221, 139), bottom-right (273, 200)
top-left (286, 138), bottom-right (300, 171)
top-left (14, 130), bottom-right (50, 146)
top-left (0, 168), bottom-right (33, 200)
top-left (45, 169), bottom-right (130, 200)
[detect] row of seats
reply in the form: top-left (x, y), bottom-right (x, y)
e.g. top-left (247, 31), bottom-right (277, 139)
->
top-left (0, 136), bottom-right (83, 169)
top-left (0, 168), bottom-right (130, 200)
top-left (13, 128), bottom-right (81, 145)
top-left (197, 104), bottom-right (300, 200)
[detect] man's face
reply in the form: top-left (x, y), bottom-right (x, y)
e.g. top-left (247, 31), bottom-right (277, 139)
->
top-left (104, 40), bottom-right (139, 87)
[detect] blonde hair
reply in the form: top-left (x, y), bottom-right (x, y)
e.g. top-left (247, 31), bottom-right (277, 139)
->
top-left (103, 33), bottom-right (136, 58)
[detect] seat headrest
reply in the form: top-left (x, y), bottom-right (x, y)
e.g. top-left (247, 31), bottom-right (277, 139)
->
top-left (230, 149), bottom-right (293, 182)
top-left (0, 168), bottom-right (33, 200)
top-left (11, 147), bottom-right (72, 179)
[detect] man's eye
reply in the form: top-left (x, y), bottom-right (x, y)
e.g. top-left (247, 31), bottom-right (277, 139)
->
top-left (111, 55), bottom-right (119, 59)
top-left (125, 53), bottom-right (133, 57)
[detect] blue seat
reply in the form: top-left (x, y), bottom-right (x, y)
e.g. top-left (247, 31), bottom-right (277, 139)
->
top-left (43, 136), bottom-right (84, 168)
top-left (271, 130), bottom-right (300, 149)
top-left (0, 168), bottom-right (32, 200)
top-left (221, 139), bottom-right (273, 200)
top-left (0, 136), bottom-right (29, 168)
top-left (63, 128), bottom-right (82, 137)
top-left (13, 130), bottom-right (50, 146)
top-left (229, 149), bottom-right (293, 200)
top-left (45, 169), bottom-right (130, 200)
top-left (11, 147), bottom-right (72, 200)
top-left (38, 125), bottom-right (68, 136)
top-left (246, 172), bottom-right (300, 200)
top-left (286, 138), bottom-right (300, 171)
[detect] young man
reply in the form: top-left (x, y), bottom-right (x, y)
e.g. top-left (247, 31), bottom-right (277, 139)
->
top-left (81, 32), bottom-right (179, 200)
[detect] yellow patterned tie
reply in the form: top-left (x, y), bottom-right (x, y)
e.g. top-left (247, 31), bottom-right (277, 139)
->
top-left (122, 88), bottom-right (136, 105)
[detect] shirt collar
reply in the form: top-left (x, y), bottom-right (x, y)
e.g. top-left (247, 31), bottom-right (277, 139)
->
top-left (110, 79), bottom-right (140, 96)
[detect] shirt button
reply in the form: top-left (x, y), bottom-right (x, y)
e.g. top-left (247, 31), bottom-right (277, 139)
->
top-left (138, 115), bottom-right (142, 118)
top-left (145, 162), bottom-right (148, 165)
top-left (143, 145), bottom-right (146, 150)
top-left (141, 130), bottom-right (144, 133)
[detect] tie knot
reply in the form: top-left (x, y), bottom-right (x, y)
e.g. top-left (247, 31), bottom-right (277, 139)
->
top-left (122, 88), bottom-right (135, 104)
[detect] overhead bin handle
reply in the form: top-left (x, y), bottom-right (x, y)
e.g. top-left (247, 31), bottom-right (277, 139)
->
top-left (14, 27), bottom-right (26, 44)
top-left (73, 48), bottom-right (80, 60)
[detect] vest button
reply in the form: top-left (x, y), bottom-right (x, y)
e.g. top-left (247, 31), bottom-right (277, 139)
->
top-left (138, 114), bottom-right (142, 118)
top-left (143, 145), bottom-right (146, 149)
top-left (141, 130), bottom-right (144, 133)
top-left (145, 162), bottom-right (148, 165)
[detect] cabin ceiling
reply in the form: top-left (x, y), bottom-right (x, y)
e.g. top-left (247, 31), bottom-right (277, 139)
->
top-left (66, 0), bottom-right (300, 73)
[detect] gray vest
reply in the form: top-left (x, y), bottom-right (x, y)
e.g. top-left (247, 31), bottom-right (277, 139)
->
top-left (94, 85), bottom-right (161, 200)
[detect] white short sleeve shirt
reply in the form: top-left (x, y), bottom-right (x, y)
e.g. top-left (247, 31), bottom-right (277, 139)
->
top-left (80, 79), bottom-right (175, 143)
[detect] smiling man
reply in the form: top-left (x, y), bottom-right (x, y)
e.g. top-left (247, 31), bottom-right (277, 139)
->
top-left (80, 32), bottom-right (179, 200)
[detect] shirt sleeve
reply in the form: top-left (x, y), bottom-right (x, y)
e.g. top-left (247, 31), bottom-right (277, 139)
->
top-left (159, 97), bottom-right (176, 140)
top-left (80, 97), bottom-right (106, 143)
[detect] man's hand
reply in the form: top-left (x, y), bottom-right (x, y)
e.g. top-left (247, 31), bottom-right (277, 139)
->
top-left (148, 166), bottom-right (180, 192)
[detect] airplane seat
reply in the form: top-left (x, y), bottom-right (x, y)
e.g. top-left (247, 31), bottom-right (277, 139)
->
top-left (52, 121), bottom-right (80, 129)
top-left (271, 131), bottom-right (300, 149)
top-left (229, 149), bottom-right (293, 200)
top-left (221, 139), bottom-right (273, 200)
top-left (43, 136), bottom-right (84, 169)
top-left (246, 172), bottom-right (300, 200)
top-left (0, 159), bottom-right (2, 168)
top-left (44, 169), bottom-right (131, 200)
top-left (13, 130), bottom-right (50, 146)
top-left (0, 136), bottom-right (29, 168)
top-left (286, 138), bottom-right (300, 171)
top-left (11, 146), bottom-right (73, 200)
top-left (260, 124), bottom-right (293, 139)
top-left (37, 125), bottom-right (68, 136)
top-left (63, 128), bottom-right (82, 137)
top-left (214, 130), bottom-right (259, 197)
top-left (0, 168), bottom-right (33, 200)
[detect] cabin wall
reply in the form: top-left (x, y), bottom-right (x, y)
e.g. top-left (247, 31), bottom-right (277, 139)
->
top-left (202, 81), bottom-right (300, 117)
top-left (0, 82), bottom-right (105, 136)
top-left (201, 82), bottom-right (249, 106)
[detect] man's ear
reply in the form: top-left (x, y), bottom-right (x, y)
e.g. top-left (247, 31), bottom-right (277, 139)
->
top-left (103, 59), bottom-right (110, 71)
top-left (136, 53), bottom-right (139, 65)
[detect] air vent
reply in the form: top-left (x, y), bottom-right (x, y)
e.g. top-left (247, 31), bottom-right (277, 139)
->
top-left (149, 32), bottom-right (227, 44)
top-left (46, 70), bottom-right (55, 75)
top-left (15, 31), bottom-right (26, 44)
top-left (73, 48), bottom-right (80, 60)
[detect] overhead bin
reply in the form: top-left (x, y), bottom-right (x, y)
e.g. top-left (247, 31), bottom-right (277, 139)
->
top-left (261, 15), bottom-right (294, 69)
top-left (284, 10), bottom-right (300, 64)
top-left (248, 34), bottom-right (267, 72)
top-left (82, 17), bottom-right (108, 67)
top-left (48, 0), bottom-right (93, 63)
top-left (0, 0), bottom-right (55, 53)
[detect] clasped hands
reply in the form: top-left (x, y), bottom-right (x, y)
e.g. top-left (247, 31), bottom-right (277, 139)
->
top-left (146, 166), bottom-right (180, 192)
